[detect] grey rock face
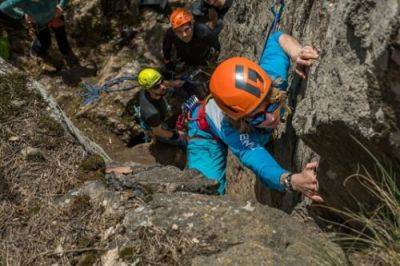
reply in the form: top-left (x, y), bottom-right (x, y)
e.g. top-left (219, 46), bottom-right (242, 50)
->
top-left (220, 0), bottom-right (399, 211)
top-left (122, 191), bottom-right (345, 265)
top-left (50, 159), bottom-right (346, 264)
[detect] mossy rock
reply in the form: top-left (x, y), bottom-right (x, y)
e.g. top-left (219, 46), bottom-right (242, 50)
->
top-left (79, 169), bottom-right (106, 183)
top-left (79, 154), bottom-right (106, 173)
top-left (66, 195), bottom-right (92, 217)
top-left (118, 246), bottom-right (136, 260)
top-left (76, 252), bottom-right (98, 266)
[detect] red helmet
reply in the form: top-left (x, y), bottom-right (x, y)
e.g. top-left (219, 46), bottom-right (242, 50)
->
top-left (170, 8), bottom-right (193, 29)
top-left (210, 57), bottom-right (272, 120)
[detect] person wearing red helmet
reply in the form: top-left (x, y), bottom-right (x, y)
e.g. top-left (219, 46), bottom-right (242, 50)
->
top-left (162, 7), bottom-right (220, 72)
top-left (185, 30), bottom-right (322, 201)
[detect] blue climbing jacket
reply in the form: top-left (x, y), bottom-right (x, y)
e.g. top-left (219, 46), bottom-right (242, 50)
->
top-left (0, 0), bottom-right (68, 29)
top-left (187, 31), bottom-right (290, 194)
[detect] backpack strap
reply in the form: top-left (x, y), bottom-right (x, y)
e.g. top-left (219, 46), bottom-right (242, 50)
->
top-left (192, 95), bottom-right (220, 142)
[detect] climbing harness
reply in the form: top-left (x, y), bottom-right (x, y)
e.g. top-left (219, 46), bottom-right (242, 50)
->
top-left (176, 95), bottom-right (220, 141)
top-left (81, 76), bottom-right (138, 105)
top-left (259, 0), bottom-right (285, 64)
top-left (176, 94), bottom-right (199, 131)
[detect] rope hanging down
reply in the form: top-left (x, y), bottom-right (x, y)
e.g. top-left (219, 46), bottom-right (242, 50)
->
top-left (259, 0), bottom-right (285, 63)
top-left (81, 76), bottom-right (138, 105)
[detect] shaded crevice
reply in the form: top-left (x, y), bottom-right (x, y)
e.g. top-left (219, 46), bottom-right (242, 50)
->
top-left (345, 23), bottom-right (367, 64)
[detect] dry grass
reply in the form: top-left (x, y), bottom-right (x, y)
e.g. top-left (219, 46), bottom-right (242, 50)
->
top-left (119, 226), bottom-right (194, 265)
top-left (118, 225), bottom-right (223, 266)
top-left (323, 138), bottom-right (400, 265)
top-left (0, 73), bottom-right (111, 265)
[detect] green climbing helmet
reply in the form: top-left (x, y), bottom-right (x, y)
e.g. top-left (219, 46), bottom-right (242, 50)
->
top-left (138, 68), bottom-right (162, 90)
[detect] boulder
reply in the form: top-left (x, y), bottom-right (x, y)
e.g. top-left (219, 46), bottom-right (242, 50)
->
top-left (220, 0), bottom-right (400, 212)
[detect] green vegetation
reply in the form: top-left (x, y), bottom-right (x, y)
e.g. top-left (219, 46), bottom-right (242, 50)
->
top-left (78, 154), bottom-right (106, 182)
top-left (118, 246), bottom-right (135, 260)
top-left (76, 253), bottom-right (98, 266)
top-left (331, 139), bottom-right (400, 265)
top-left (79, 154), bottom-right (106, 173)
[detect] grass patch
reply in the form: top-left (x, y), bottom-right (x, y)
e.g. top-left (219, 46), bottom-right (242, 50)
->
top-left (38, 115), bottom-right (65, 137)
top-left (118, 226), bottom-right (195, 265)
top-left (118, 246), bottom-right (135, 260)
top-left (76, 252), bottom-right (98, 266)
top-left (79, 154), bottom-right (106, 173)
top-left (78, 154), bottom-right (106, 182)
top-left (67, 195), bottom-right (92, 217)
top-left (326, 138), bottom-right (400, 265)
top-left (0, 73), bottom-right (32, 122)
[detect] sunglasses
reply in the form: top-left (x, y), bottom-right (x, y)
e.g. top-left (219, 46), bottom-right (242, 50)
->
top-left (149, 79), bottom-right (164, 90)
top-left (246, 102), bottom-right (281, 127)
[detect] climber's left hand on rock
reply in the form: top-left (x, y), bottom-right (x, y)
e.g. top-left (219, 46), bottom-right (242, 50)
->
top-left (295, 46), bottom-right (319, 79)
top-left (291, 161), bottom-right (324, 203)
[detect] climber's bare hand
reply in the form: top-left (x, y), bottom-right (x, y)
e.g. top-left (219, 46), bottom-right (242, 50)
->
top-left (295, 46), bottom-right (319, 79)
top-left (291, 161), bottom-right (324, 203)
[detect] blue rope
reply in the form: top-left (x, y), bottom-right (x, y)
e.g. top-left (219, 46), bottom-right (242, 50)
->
top-left (81, 76), bottom-right (137, 105)
top-left (259, 0), bottom-right (285, 64)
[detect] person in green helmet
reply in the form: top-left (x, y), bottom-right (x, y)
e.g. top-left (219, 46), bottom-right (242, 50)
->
top-left (138, 68), bottom-right (187, 147)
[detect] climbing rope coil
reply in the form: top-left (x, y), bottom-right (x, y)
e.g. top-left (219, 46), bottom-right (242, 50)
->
top-left (80, 76), bottom-right (138, 105)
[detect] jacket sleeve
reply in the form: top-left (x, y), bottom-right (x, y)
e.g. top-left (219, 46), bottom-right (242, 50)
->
top-left (162, 29), bottom-right (174, 62)
top-left (0, 0), bottom-right (25, 19)
top-left (59, 0), bottom-right (69, 9)
top-left (209, 118), bottom-right (287, 191)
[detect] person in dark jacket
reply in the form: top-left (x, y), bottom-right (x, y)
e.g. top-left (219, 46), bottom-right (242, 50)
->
top-left (191, 0), bottom-right (233, 35)
top-left (137, 68), bottom-right (187, 147)
top-left (0, 0), bottom-right (77, 67)
top-left (162, 7), bottom-right (220, 72)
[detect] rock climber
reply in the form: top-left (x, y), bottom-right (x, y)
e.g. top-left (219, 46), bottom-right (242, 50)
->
top-left (191, 0), bottom-right (233, 35)
top-left (185, 30), bottom-right (323, 201)
top-left (0, 0), bottom-right (78, 68)
top-left (162, 7), bottom-right (220, 73)
top-left (137, 68), bottom-right (187, 147)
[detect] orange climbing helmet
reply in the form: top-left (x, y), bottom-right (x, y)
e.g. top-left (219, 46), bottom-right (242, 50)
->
top-left (210, 57), bottom-right (272, 120)
top-left (170, 8), bottom-right (193, 29)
